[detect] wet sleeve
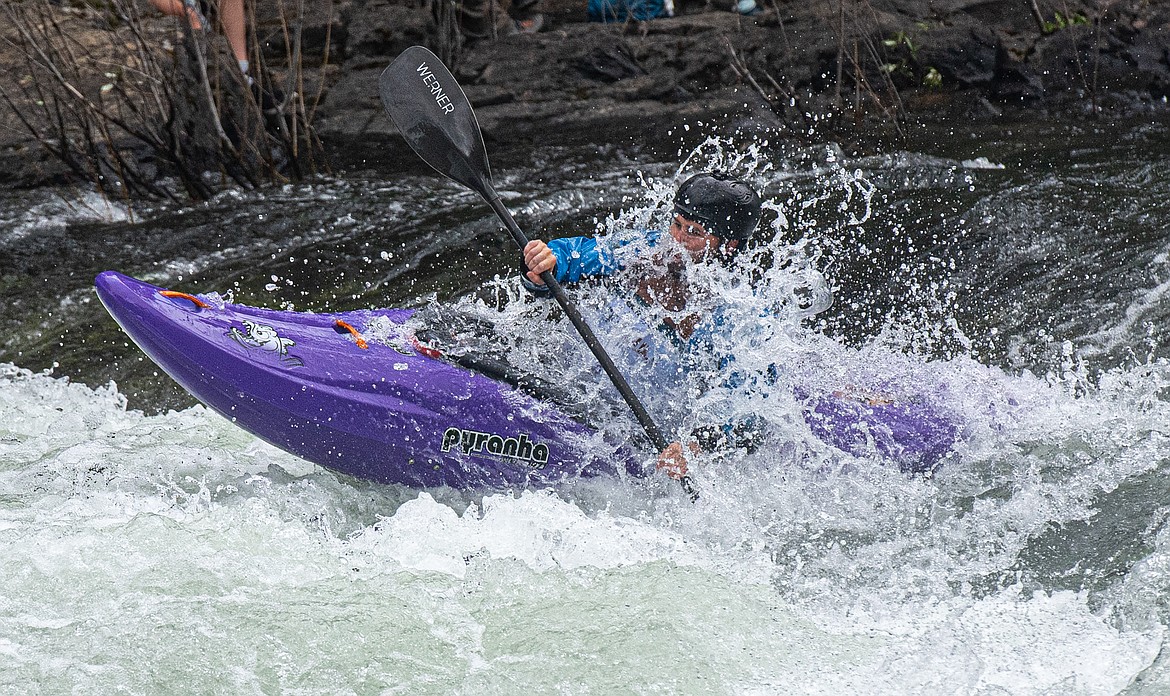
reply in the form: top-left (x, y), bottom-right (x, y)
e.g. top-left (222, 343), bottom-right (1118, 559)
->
top-left (547, 236), bottom-right (619, 282)
top-left (520, 235), bottom-right (619, 295)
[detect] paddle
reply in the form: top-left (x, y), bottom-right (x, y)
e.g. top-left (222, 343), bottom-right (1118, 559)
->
top-left (378, 45), bottom-right (698, 501)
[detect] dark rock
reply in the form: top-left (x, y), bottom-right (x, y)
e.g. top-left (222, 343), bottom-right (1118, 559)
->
top-left (609, 74), bottom-right (686, 101)
top-left (313, 66), bottom-right (393, 148)
top-left (1029, 25), bottom-right (1101, 97)
top-left (7, 0), bottom-right (1170, 193)
top-left (575, 41), bottom-right (647, 82)
top-left (927, 0), bottom-right (1035, 34)
top-left (0, 142), bottom-right (71, 190)
top-left (345, 0), bottom-right (432, 64)
top-left (465, 85), bottom-right (517, 107)
top-left (992, 43), bottom-right (1044, 103)
top-left (1118, 23), bottom-right (1170, 97)
top-left (914, 24), bottom-right (999, 86)
top-left (255, 0), bottom-right (350, 67)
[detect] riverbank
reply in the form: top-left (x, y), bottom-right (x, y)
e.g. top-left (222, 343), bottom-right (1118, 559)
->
top-left (3, 0), bottom-right (1170, 189)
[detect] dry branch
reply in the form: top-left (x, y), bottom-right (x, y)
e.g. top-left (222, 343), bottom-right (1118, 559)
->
top-left (0, 0), bottom-right (331, 207)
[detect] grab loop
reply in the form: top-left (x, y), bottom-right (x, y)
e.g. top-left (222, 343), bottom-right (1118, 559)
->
top-left (159, 290), bottom-right (210, 309)
top-left (334, 320), bottom-right (369, 350)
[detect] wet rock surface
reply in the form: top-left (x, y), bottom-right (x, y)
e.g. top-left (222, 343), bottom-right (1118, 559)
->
top-left (4, 0), bottom-right (1170, 190)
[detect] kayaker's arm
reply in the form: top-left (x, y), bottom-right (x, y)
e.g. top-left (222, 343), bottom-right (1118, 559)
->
top-left (521, 236), bottom-right (620, 295)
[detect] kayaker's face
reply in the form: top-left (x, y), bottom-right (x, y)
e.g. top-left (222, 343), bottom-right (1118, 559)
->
top-left (668, 214), bottom-right (721, 263)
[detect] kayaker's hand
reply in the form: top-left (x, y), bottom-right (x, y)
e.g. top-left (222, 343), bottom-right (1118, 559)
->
top-left (656, 441), bottom-right (691, 480)
top-left (523, 240), bottom-right (556, 285)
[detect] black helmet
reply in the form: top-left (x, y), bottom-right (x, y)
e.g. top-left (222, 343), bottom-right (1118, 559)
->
top-left (673, 172), bottom-right (763, 241)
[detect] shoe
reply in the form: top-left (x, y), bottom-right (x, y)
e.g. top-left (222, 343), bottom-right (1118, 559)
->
top-left (512, 13), bottom-right (544, 33)
top-left (736, 0), bottom-right (762, 14)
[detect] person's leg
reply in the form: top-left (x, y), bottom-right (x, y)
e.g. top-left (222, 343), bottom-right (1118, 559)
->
top-left (217, 0), bottom-right (248, 63)
top-left (200, 0), bottom-right (251, 80)
top-left (149, 0), bottom-right (204, 29)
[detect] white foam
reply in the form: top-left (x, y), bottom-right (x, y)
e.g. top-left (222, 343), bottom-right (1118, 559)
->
top-left (0, 189), bottom-right (129, 243)
top-left (962, 157), bottom-right (1007, 170)
top-left (346, 490), bottom-right (698, 578)
top-left (1, 359), bottom-right (1168, 691)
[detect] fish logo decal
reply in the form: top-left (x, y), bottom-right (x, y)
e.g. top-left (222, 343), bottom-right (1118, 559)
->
top-left (228, 319), bottom-right (304, 367)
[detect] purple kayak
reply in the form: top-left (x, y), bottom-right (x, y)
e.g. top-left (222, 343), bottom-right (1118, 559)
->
top-left (95, 271), bottom-right (643, 488)
top-left (95, 271), bottom-right (959, 489)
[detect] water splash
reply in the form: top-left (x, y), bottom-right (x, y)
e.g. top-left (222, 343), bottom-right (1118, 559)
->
top-left (6, 130), bottom-right (1170, 692)
top-left (2, 356), bottom-right (1167, 692)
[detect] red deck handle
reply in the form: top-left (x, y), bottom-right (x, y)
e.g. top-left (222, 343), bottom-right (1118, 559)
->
top-left (159, 290), bottom-right (210, 308)
top-left (334, 320), bottom-right (369, 350)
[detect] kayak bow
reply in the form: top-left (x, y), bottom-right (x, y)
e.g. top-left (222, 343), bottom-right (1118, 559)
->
top-left (95, 270), bottom-right (641, 488)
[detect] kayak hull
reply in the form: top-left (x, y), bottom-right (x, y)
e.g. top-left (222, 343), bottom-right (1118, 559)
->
top-left (95, 271), bottom-right (960, 489)
top-left (95, 271), bottom-right (637, 488)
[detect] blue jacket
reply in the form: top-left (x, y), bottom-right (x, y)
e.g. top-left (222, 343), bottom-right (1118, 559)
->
top-left (522, 232), bottom-right (766, 451)
top-left (521, 232), bottom-right (649, 288)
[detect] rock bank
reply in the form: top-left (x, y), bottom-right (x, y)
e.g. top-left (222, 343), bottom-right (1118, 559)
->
top-left (4, 0), bottom-right (1170, 189)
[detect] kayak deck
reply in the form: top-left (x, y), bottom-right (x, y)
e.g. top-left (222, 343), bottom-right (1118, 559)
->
top-left (95, 271), bottom-right (644, 489)
top-left (96, 271), bottom-right (960, 489)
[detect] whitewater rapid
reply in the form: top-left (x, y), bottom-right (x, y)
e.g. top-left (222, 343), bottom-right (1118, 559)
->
top-left (2, 353), bottom-right (1168, 693)
top-left (6, 125), bottom-right (1170, 694)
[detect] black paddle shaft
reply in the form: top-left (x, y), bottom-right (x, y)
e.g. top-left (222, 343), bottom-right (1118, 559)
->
top-left (482, 194), bottom-right (665, 446)
top-left (379, 46), bottom-right (697, 501)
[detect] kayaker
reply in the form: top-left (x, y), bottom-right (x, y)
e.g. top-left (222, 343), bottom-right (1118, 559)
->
top-left (520, 171), bottom-right (764, 482)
